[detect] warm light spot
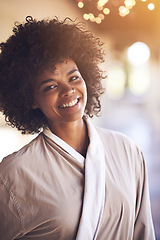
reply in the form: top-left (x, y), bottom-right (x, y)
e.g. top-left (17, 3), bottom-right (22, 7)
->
top-left (106, 66), bottom-right (126, 99)
top-left (141, 0), bottom-right (147, 2)
top-left (97, 5), bottom-right (104, 10)
top-left (78, 2), bottom-right (84, 8)
top-left (148, 3), bottom-right (155, 10)
top-left (124, 0), bottom-right (136, 9)
top-left (132, 0), bottom-right (136, 6)
top-left (98, 13), bottom-right (105, 20)
top-left (95, 17), bottom-right (102, 24)
top-left (128, 66), bottom-right (151, 94)
top-left (90, 18), bottom-right (96, 22)
top-left (127, 42), bottom-right (150, 65)
top-left (119, 6), bottom-right (130, 16)
top-left (83, 13), bottom-right (89, 20)
top-left (97, 0), bottom-right (108, 7)
top-left (103, 7), bottom-right (110, 15)
top-left (88, 13), bottom-right (95, 20)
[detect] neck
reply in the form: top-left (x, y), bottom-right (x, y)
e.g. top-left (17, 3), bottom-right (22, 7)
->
top-left (48, 118), bottom-right (89, 157)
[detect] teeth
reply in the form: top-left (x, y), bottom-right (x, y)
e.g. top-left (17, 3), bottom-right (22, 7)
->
top-left (61, 99), bottom-right (78, 108)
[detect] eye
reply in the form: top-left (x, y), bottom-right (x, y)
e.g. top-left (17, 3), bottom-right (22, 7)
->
top-left (44, 84), bottom-right (58, 92)
top-left (69, 75), bottom-right (80, 82)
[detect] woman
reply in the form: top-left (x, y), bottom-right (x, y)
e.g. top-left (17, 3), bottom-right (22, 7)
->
top-left (0, 16), bottom-right (155, 239)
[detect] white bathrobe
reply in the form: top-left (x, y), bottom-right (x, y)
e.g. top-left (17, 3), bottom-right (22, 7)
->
top-left (0, 119), bottom-right (155, 240)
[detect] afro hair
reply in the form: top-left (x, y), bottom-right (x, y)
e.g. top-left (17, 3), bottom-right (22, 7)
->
top-left (0, 16), bottom-right (105, 134)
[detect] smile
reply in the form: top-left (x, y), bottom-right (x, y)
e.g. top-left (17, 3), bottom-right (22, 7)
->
top-left (59, 98), bottom-right (79, 108)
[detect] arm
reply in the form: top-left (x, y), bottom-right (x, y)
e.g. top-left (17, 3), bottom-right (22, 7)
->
top-left (0, 176), bottom-right (23, 240)
top-left (133, 151), bottom-right (155, 240)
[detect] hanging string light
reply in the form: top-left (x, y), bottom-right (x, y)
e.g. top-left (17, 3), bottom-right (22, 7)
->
top-left (97, 0), bottom-right (108, 7)
top-left (103, 7), bottom-right (110, 15)
top-left (78, 1), bottom-right (84, 8)
top-left (119, 0), bottom-right (136, 17)
top-left (76, 0), bottom-right (157, 23)
top-left (119, 6), bottom-right (130, 17)
top-left (124, 0), bottom-right (136, 9)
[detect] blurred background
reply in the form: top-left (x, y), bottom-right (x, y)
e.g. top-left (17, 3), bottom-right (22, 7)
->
top-left (0, 0), bottom-right (160, 238)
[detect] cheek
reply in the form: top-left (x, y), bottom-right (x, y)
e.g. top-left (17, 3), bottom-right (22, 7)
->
top-left (36, 94), bottom-right (57, 111)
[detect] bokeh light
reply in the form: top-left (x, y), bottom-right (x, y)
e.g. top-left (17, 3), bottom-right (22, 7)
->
top-left (78, 2), bottom-right (84, 8)
top-left (106, 66), bottom-right (126, 99)
top-left (83, 13), bottom-right (89, 20)
top-left (103, 8), bottom-right (110, 15)
top-left (127, 42), bottom-right (150, 65)
top-left (148, 3), bottom-right (155, 10)
top-left (119, 6), bottom-right (130, 17)
top-left (128, 66), bottom-right (151, 94)
top-left (97, 0), bottom-right (108, 7)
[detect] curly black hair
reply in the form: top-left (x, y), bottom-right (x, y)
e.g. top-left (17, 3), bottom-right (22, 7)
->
top-left (0, 16), bottom-right (105, 134)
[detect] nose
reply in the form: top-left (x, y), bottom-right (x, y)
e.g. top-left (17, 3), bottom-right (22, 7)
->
top-left (60, 83), bottom-right (75, 97)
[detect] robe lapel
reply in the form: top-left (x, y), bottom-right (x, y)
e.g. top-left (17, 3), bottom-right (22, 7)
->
top-left (76, 119), bottom-right (106, 240)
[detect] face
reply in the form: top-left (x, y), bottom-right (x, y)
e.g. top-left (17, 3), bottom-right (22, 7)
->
top-left (32, 59), bottom-right (87, 128)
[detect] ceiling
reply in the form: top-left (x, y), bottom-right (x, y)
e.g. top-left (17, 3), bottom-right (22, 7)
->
top-left (71, 0), bottom-right (160, 51)
top-left (0, 0), bottom-right (83, 43)
top-left (0, 0), bottom-right (160, 52)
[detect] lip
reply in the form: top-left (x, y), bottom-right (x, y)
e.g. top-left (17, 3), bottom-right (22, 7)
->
top-left (58, 97), bottom-right (80, 109)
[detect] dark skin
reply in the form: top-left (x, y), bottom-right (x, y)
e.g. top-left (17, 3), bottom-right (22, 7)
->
top-left (32, 59), bottom-right (89, 157)
top-left (49, 120), bottom-right (89, 157)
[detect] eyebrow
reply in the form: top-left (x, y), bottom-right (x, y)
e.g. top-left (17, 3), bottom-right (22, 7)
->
top-left (39, 79), bottom-right (55, 88)
top-left (39, 68), bottom-right (79, 88)
top-left (66, 69), bottom-right (79, 76)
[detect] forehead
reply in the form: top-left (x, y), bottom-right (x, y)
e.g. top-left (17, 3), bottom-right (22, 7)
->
top-left (52, 59), bottom-right (78, 74)
top-left (42, 59), bottom-right (78, 75)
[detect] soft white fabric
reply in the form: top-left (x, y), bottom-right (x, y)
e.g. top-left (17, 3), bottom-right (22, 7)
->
top-left (43, 126), bottom-right (85, 164)
top-left (0, 119), bottom-right (155, 240)
top-left (43, 121), bottom-right (105, 240)
top-left (76, 120), bottom-right (105, 240)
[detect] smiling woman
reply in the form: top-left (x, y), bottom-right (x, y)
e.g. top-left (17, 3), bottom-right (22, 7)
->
top-left (0, 16), bottom-right (104, 134)
top-left (32, 59), bottom-right (88, 135)
top-left (0, 16), bottom-right (155, 240)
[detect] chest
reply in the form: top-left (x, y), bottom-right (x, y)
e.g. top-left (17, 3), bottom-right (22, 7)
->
top-left (15, 156), bottom-right (85, 239)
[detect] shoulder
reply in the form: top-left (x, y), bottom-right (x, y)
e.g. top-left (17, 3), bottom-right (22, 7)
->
top-left (0, 133), bottom-right (45, 220)
top-left (86, 119), bottom-right (142, 159)
top-left (95, 126), bottom-right (146, 187)
top-left (95, 126), bottom-right (144, 165)
top-left (0, 133), bottom-right (44, 172)
top-left (96, 126), bottom-right (136, 148)
top-left (0, 134), bottom-right (45, 238)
